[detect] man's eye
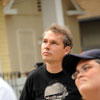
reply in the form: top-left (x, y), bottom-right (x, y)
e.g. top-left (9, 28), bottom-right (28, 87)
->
top-left (52, 42), bottom-right (56, 44)
top-left (52, 41), bottom-right (58, 45)
top-left (42, 40), bottom-right (47, 43)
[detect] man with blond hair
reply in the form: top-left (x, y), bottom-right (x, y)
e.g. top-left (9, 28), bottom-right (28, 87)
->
top-left (20, 24), bottom-right (81, 100)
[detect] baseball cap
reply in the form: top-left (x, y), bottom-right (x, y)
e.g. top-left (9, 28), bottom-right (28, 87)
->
top-left (62, 49), bottom-right (100, 75)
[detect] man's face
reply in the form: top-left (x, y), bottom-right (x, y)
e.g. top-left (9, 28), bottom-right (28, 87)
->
top-left (41, 30), bottom-right (70, 63)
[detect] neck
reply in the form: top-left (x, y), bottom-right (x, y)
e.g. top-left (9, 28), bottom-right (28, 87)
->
top-left (46, 62), bottom-right (62, 73)
top-left (82, 90), bottom-right (100, 100)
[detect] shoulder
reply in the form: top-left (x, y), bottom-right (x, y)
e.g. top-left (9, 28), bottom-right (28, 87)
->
top-left (0, 78), bottom-right (17, 100)
top-left (30, 64), bottom-right (45, 76)
top-left (23, 64), bottom-right (46, 88)
top-left (26, 64), bottom-right (46, 81)
top-left (0, 77), bottom-right (11, 89)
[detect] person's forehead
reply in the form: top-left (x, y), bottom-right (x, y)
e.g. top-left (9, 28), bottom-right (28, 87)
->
top-left (44, 30), bottom-right (63, 36)
top-left (76, 59), bottom-right (95, 69)
top-left (43, 31), bottom-right (63, 40)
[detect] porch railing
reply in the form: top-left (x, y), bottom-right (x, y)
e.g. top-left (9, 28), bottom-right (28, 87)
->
top-left (0, 72), bottom-right (30, 99)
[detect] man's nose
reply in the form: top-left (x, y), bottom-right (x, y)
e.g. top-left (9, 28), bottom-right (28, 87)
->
top-left (45, 42), bottom-right (51, 49)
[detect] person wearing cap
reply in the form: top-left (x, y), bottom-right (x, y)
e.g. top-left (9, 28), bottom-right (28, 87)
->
top-left (62, 49), bottom-right (100, 100)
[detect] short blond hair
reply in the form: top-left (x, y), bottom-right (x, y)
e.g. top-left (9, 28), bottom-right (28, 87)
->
top-left (44, 24), bottom-right (73, 48)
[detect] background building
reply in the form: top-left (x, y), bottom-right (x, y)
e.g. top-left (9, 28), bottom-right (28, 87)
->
top-left (0, 0), bottom-right (100, 73)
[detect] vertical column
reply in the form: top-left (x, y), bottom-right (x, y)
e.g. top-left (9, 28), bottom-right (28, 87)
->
top-left (63, 0), bottom-right (82, 53)
top-left (41, 0), bottom-right (64, 30)
top-left (0, 0), bottom-right (11, 72)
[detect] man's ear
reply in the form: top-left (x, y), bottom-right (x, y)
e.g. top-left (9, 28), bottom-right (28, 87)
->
top-left (64, 46), bottom-right (71, 55)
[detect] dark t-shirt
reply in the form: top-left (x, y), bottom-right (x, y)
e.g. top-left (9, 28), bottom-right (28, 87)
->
top-left (19, 65), bottom-right (81, 100)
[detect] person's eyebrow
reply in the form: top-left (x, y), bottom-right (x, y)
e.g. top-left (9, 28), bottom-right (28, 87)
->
top-left (76, 64), bottom-right (88, 71)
